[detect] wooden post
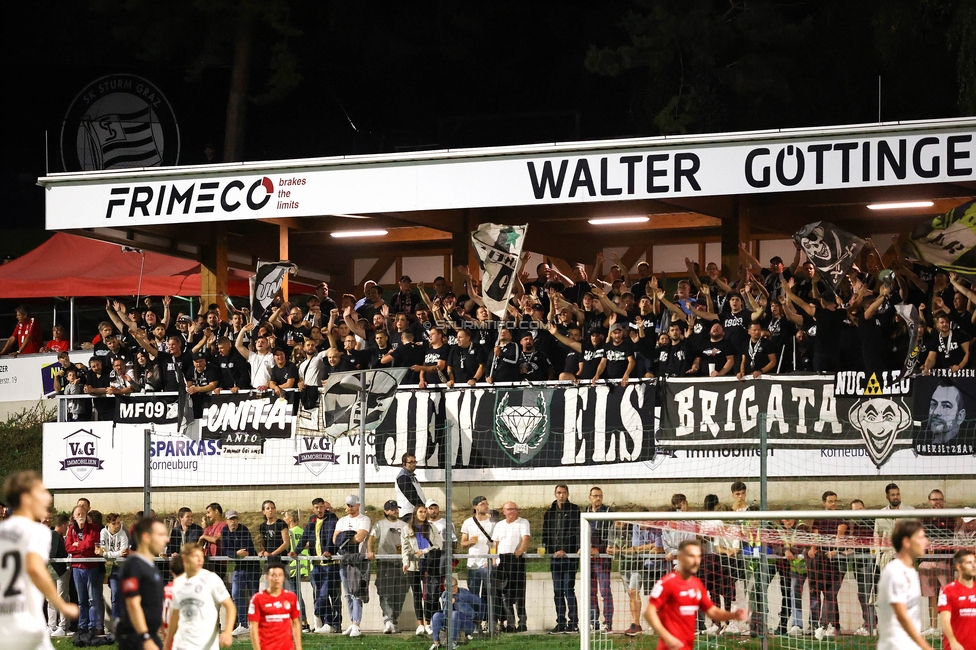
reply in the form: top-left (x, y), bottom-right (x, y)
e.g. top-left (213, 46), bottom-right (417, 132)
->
top-left (200, 224), bottom-right (229, 318)
top-left (280, 223), bottom-right (289, 302)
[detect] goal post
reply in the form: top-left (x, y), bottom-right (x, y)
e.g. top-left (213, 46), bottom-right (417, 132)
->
top-left (580, 507), bottom-right (975, 650)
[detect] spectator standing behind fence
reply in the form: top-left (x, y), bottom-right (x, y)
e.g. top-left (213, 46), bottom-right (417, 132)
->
top-left (66, 503), bottom-right (107, 645)
top-left (542, 485), bottom-right (580, 635)
top-left (222, 510), bottom-right (258, 637)
top-left (395, 453), bottom-right (427, 521)
top-left (920, 488), bottom-right (960, 636)
top-left (166, 507), bottom-right (203, 557)
top-left (98, 513), bottom-right (129, 633)
top-left (402, 504), bottom-right (443, 636)
top-left (333, 494), bottom-right (371, 638)
top-left (258, 501), bottom-right (290, 582)
top-left (295, 498), bottom-right (341, 634)
top-left (369, 500), bottom-right (407, 634)
top-left (48, 513), bottom-right (72, 637)
top-left (492, 501), bottom-right (530, 633)
top-left (117, 517), bottom-right (168, 650)
top-left (462, 496), bottom-right (497, 634)
top-left (587, 486), bottom-right (614, 633)
top-left (0, 305), bottom-right (43, 356)
top-left (200, 502), bottom-right (228, 579)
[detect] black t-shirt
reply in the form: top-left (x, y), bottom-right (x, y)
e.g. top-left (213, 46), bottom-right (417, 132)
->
top-left (367, 344), bottom-right (393, 369)
top-left (279, 323), bottom-right (311, 348)
top-left (447, 344), bottom-right (485, 383)
top-left (720, 309), bottom-right (751, 354)
top-left (563, 350), bottom-right (581, 376)
top-left (156, 351), bottom-right (190, 392)
top-left (743, 337), bottom-right (775, 373)
top-left (188, 364), bottom-right (220, 387)
top-left (423, 344), bottom-right (451, 384)
top-left (813, 305), bottom-right (847, 359)
top-left (686, 319), bottom-right (709, 355)
top-left (216, 351), bottom-right (251, 390)
top-left (269, 362), bottom-right (300, 386)
top-left (259, 519), bottom-right (288, 557)
top-left (697, 339), bottom-right (736, 376)
top-left (927, 330), bottom-right (970, 368)
top-left (579, 339), bottom-right (605, 380)
top-left (659, 339), bottom-right (693, 376)
top-left (519, 349), bottom-right (551, 381)
top-left (391, 342), bottom-right (428, 384)
top-left (117, 554), bottom-right (164, 637)
top-left (489, 342), bottom-right (522, 383)
top-left (602, 339), bottom-right (634, 379)
top-left (86, 370), bottom-right (113, 418)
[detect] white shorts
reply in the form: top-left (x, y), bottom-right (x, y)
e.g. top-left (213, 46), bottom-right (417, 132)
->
top-left (2, 621), bottom-right (51, 650)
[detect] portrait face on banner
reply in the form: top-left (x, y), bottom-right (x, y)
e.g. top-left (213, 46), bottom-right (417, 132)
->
top-left (913, 377), bottom-right (976, 456)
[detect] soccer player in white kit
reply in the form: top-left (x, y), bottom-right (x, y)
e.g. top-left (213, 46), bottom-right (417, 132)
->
top-left (164, 542), bottom-right (235, 650)
top-left (877, 518), bottom-right (934, 650)
top-left (0, 471), bottom-right (79, 650)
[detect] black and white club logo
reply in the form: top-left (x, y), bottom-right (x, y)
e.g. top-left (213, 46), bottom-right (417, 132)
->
top-left (60, 74), bottom-right (180, 172)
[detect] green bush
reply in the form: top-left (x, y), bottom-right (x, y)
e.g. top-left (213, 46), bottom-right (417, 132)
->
top-left (0, 403), bottom-right (55, 478)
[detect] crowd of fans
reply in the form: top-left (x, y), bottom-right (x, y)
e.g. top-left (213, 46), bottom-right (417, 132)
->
top-left (11, 237), bottom-right (975, 418)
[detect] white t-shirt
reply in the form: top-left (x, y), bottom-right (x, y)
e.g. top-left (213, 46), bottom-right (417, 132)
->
top-left (461, 516), bottom-right (495, 569)
top-left (493, 517), bottom-right (530, 555)
top-left (248, 352), bottom-right (274, 388)
top-left (171, 568), bottom-right (231, 650)
top-left (334, 514), bottom-right (371, 555)
top-left (877, 558), bottom-right (923, 650)
top-left (0, 515), bottom-right (50, 637)
top-left (430, 517), bottom-right (457, 544)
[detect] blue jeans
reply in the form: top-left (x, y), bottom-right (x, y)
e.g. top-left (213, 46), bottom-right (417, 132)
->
top-left (72, 567), bottom-right (102, 632)
top-left (231, 567), bottom-right (259, 627)
top-left (339, 565), bottom-right (363, 624)
top-left (108, 566), bottom-right (123, 621)
top-left (311, 565), bottom-right (342, 628)
top-left (432, 610), bottom-right (474, 644)
top-left (550, 557), bottom-right (579, 627)
top-left (790, 574), bottom-right (806, 629)
top-left (466, 565), bottom-right (493, 625)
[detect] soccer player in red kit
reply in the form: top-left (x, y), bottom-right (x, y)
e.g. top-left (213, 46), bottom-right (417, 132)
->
top-left (249, 563), bottom-right (302, 650)
top-left (645, 539), bottom-right (748, 650)
top-left (939, 549), bottom-right (976, 650)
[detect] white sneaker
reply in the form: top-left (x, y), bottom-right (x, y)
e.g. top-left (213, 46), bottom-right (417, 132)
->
top-left (814, 626), bottom-right (825, 640)
top-left (855, 626), bottom-right (869, 636)
top-left (384, 620), bottom-right (394, 634)
top-left (232, 625), bottom-right (249, 637)
top-left (787, 626), bottom-right (801, 636)
top-left (50, 629), bottom-right (66, 637)
top-left (349, 624), bottom-right (361, 637)
top-left (724, 622), bottom-right (740, 635)
top-left (825, 624), bottom-right (836, 637)
top-left (425, 624), bottom-right (433, 635)
top-left (429, 643), bottom-right (440, 650)
top-left (705, 624), bottom-right (720, 636)
top-left (922, 627), bottom-right (939, 636)
top-left (392, 624), bottom-right (400, 634)
top-left (315, 624), bottom-right (333, 634)
top-left (417, 624), bottom-right (427, 636)
top-left (342, 625), bottom-right (353, 636)
top-left (313, 616), bottom-right (323, 630)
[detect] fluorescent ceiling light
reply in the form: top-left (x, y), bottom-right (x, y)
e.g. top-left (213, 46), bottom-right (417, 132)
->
top-left (866, 201), bottom-right (934, 210)
top-left (330, 229), bottom-right (388, 238)
top-left (587, 216), bottom-right (650, 225)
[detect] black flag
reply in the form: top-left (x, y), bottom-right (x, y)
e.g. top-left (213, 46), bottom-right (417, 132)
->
top-left (793, 222), bottom-right (864, 289)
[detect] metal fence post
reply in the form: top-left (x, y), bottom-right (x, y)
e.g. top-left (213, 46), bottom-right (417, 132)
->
top-left (444, 418), bottom-right (454, 647)
top-left (143, 426), bottom-right (151, 516)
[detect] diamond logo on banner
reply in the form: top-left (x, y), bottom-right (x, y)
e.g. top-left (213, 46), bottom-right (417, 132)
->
top-left (494, 390), bottom-right (551, 463)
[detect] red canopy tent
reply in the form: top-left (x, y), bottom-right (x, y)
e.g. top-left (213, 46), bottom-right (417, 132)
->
top-left (0, 233), bottom-right (312, 298)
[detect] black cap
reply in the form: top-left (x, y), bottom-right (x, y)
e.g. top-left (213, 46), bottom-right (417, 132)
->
top-left (192, 351), bottom-right (207, 360)
top-left (383, 500), bottom-right (399, 511)
top-left (472, 496), bottom-right (487, 506)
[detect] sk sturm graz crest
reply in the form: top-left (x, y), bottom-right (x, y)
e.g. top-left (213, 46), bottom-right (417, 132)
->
top-left (60, 429), bottom-right (105, 481)
top-left (848, 397), bottom-right (913, 468)
top-left (60, 74), bottom-right (180, 171)
top-left (493, 389), bottom-right (551, 463)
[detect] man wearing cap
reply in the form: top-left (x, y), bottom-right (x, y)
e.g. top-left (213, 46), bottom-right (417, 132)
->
top-left (222, 510), bottom-right (259, 637)
top-left (395, 453), bottom-right (427, 522)
top-left (369, 500), bottom-right (408, 634)
top-left (518, 332), bottom-right (551, 381)
top-left (594, 322), bottom-right (635, 386)
top-left (186, 352), bottom-right (219, 395)
top-left (333, 495), bottom-right (372, 637)
top-left (430, 575), bottom-right (484, 650)
top-left (392, 276), bottom-right (421, 315)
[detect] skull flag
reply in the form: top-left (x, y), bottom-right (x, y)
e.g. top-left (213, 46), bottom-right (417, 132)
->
top-left (793, 222), bottom-right (865, 289)
top-left (471, 223), bottom-right (528, 319)
top-left (908, 199), bottom-right (976, 274)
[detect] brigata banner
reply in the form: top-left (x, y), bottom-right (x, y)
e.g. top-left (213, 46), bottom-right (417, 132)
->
top-left (372, 382), bottom-right (656, 470)
top-left (657, 372), bottom-right (976, 472)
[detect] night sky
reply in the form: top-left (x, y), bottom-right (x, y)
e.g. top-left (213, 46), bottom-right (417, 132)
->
top-left (2, 0), bottom-right (969, 256)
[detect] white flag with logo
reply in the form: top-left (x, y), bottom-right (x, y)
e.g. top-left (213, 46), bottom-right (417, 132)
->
top-left (471, 223), bottom-right (527, 319)
top-left (250, 261), bottom-right (297, 324)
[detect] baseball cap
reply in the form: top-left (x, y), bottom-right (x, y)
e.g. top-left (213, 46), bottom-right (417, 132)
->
top-left (609, 323), bottom-right (624, 332)
top-left (472, 496), bottom-right (487, 506)
top-left (345, 494), bottom-right (360, 506)
top-left (176, 315), bottom-right (192, 324)
top-left (425, 498), bottom-right (438, 508)
top-left (88, 356), bottom-right (102, 365)
top-left (383, 500), bottom-right (399, 511)
top-left (400, 275), bottom-right (412, 283)
top-left (225, 510), bottom-right (239, 519)
top-left (192, 351), bottom-right (207, 360)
